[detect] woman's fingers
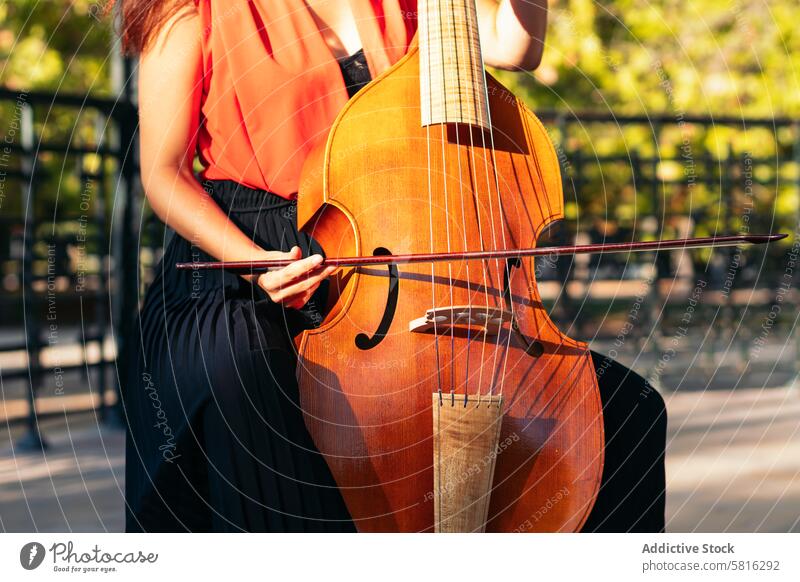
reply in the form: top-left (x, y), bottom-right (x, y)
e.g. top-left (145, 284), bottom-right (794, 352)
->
top-left (277, 245), bottom-right (303, 261)
top-left (280, 253), bottom-right (324, 279)
top-left (258, 251), bottom-right (318, 288)
top-left (278, 265), bottom-right (337, 308)
top-left (263, 265), bottom-right (317, 298)
top-left (257, 252), bottom-right (337, 308)
top-left (269, 265), bottom-right (332, 301)
top-left (263, 255), bottom-right (322, 290)
top-left (283, 282), bottom-right (323, 309)
top-left (276, 263), bottom-right (335, 293)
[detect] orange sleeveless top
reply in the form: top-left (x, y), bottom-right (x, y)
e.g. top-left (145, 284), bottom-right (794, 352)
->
top-left (194, 0), bottom-right (418, 199)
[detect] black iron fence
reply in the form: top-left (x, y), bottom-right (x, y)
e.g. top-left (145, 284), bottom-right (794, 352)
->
top-left (1, 87), bottom-right (798, 447)
top-left (0, 87), bottom-right (139, 448)
top-left (536, 112), bottom-right (800, 350)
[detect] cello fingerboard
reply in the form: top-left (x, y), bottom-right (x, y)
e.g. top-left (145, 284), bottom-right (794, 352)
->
top-left (418, 0), bottom-right (491, 130)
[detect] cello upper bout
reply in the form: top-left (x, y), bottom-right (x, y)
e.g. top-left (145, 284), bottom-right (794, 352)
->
top-left (297, 136), bottom-right (328, 231)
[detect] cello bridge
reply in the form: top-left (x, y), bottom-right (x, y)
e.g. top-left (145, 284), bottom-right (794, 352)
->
top-left (409, 305), bottom-right (514, 337)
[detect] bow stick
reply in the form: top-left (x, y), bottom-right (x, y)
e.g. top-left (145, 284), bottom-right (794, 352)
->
top-left (175, 233), bottom-right (786, 273)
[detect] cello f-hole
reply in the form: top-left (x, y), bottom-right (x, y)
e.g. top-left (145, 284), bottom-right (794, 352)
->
top-left (354, 247), bottom-right (398, 350)
top-left (503, 257), bottom-right (522, 307)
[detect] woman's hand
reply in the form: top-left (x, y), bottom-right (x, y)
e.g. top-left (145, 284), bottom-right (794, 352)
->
top-left (256, 246), bottom-right (337, 309)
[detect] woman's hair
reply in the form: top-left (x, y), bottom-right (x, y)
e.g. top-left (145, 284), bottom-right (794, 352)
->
top-left (106, 0), bottom-right (195, 55)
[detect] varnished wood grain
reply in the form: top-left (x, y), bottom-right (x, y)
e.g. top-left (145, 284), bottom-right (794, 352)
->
top-left (433, 394), bottom-right (504, 532)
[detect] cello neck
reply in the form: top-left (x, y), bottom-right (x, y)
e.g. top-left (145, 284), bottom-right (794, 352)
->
top-left (418, 0), bottom-right (490, 129)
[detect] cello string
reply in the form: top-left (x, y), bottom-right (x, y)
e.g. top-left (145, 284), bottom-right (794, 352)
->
top-left (439, 120), bottom-right (457, 403)
top-left (452, 0), bottom-right (489, 407)
top-left (423, 5), bottom-right (443, 401)
top-left (446, 0), bottom-right (474, 407)
top-left (436, 0), bottom-right (457, 404)
top-left (431, 0), bottom-right (456, 532)
top-left (467, 10), bottom-right (507, 402)
top-left (453, 21), bottom-right (477, 407)
top-left (460, 0), bottom-right (495, 407)
top-left (476, 31), bottom-right (518, 403)
top-left (450, 0), bottom-right (499, 405)
top-left (426, 125), bottom-right (443, 399)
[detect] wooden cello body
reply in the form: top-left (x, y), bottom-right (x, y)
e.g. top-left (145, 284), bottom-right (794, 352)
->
top-left (295, 3), bottom-right (604, 533)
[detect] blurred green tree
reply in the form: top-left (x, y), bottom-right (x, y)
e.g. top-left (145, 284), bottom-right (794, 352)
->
top-left (495, 0), bottom-right (799, 118)
top-left (0, 0), bottom-right (112, 93)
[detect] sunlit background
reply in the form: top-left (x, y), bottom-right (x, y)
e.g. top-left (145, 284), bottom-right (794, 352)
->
top-left (0, 0), bottom-right (798, 532)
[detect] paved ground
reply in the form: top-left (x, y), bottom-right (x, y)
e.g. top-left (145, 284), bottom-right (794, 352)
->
top-left (664, 384), bottom-right (800, 532)
top-left (0, 413), bottom-right (125, 532)
top-left (1, 379), bottom-right (798, 532)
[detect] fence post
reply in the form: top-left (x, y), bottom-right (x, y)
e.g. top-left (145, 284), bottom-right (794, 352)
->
top-left (649, 123), bottom-right (665, 364)
top-left (88, 112), bottom-right (114, 426)
top-left (554, 112), bottom-right (575, 323)
top-left (106, 40), bottom-right (139, 427)
top-left (109, 97), bottom-right (139, 428)
top-left (792, 123), bottom-right (800, 385)
top-left (17, 99), bottom-right (47, 452)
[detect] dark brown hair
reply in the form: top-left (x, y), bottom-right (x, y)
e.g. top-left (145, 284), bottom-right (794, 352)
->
top-left (106, 0), bottom-right (195, 55)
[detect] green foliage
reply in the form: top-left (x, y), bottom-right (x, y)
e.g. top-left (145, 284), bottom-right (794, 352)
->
top-left (496, 0), bottom-right (800, 118)
top-left (0, 1), bottom-right (116, 233)
top-left (0, 0), bottom-right (113, 92)
top-left (491, 0), bottom-right (800, 263)
top-left (3, 0), bottom-right (795, 114)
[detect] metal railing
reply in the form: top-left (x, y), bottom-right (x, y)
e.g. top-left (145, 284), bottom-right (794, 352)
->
top-left (0, 87), bottom-right (138, 449)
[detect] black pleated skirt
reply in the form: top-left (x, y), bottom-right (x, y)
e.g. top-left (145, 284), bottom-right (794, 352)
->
top-left (122, 178), bottom-right (356, 532)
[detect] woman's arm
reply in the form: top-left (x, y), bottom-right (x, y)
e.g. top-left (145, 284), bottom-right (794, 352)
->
top-left (476, 0), bottom-right (548, 71)
top-left (138, 7), bottom-right (333, 308)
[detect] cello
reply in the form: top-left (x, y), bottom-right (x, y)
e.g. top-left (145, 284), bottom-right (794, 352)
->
top-left (178, 0), bottom-right (783, 532)
top-left (293, 0), bottom-right (603, 532)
